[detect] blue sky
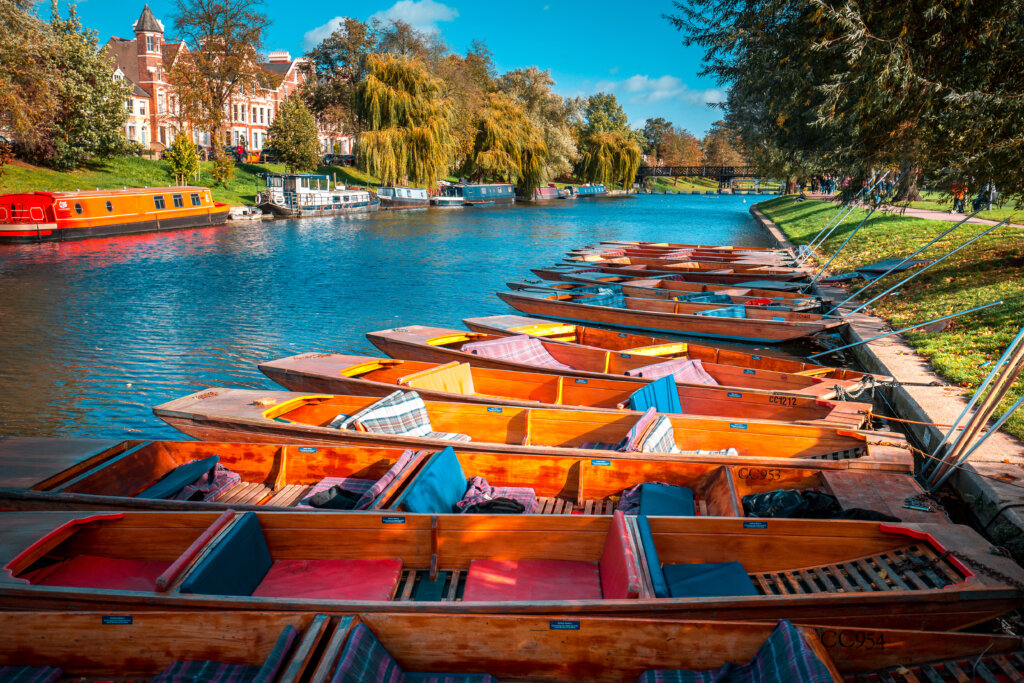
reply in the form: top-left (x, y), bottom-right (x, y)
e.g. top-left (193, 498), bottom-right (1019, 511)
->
top-left (72, 0), bottom-right (728, 135)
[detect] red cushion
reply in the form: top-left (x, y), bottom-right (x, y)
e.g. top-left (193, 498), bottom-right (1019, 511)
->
top-left (27, 554), bottom-right (170, 592)
top-left (462, 560), bottom-right (602, 601)
top-left (600, 511), bottom-right (641, 599)
top-left (252, 559), bottom-right (402, 600)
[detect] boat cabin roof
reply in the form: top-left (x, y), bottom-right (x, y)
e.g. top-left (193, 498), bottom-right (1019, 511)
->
top-left (1, 187), bottom-right (211, 201)
top-left (258, 173), bottom-right (331, 180)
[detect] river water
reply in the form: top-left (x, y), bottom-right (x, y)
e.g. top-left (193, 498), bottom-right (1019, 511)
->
top-left (0, 194), bottom-right (775, 439)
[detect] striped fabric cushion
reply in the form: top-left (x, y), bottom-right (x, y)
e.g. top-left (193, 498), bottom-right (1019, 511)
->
top-left (638, 619), bottom-right (835, 683)
top-left (333, 390), bottom-right (433, 437)
top-left (627, 358), bottom-right (719, 386)
top-left (172, 464), bottom-right (242, 502)
top-left (330, 624), bottom-right (405, 683)
top-left (638, 416), bottom-right (682, 454)
top-left (696, 306), bottom-right (748, 318)
top-left (619, 407), bottom-right (658, 452)
top-left (456, 476), bottom-right (538, 514)
top-left (352, 450), bottom-right (420, 509)
top-left (461, 335), bottom-right (572, 370)
top-left (0, 667), bottom-right (62, 683)
top-left (427, 431), bottom-right (473, 442)
top-left (580, 288), bottom-right (627, 309)
top-left (294, 476), bottom-right (375, 509)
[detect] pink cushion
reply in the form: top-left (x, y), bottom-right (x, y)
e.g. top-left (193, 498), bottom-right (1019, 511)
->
top-left (252, 559), bottom-right (402, 600)
top-left (599, 511), bottom-right (641, 599)
top-left (627, 358), bottom-right (719, 386)
top-left (27, 554), bottom-right (170, 592)
top-left (462, 560), bottom-right (602, 601)
top-left (460, 335), bottom-right (573, 370)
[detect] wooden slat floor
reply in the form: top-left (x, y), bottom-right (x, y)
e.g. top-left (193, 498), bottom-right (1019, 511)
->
top-left (852, 650), bottom-right (1024, 682)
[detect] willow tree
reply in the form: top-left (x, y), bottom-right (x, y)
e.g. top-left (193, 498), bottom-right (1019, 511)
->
top-left (353, 53), bottom-right (453, 187)
top-left (579, 131), bottom-right (641, 190)
top-left (466, 92), bottom-right (548, 197)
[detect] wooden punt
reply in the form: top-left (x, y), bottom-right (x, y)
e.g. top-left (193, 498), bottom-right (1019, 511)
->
top-left (262, 349), bottom-right (869, 423)
top-left (462, 315), bottom-right (880, 383)
top-left (152, 387), bottom-right (912, 471)
top-left (514, 276), bottom-right (819, 304)
top-left (0, 511), bottom-right (1018, 630)
top-left (3, 613), bottom-right (1022, 683)
top-left (563, 252), bottom-right (804, 271)
top-left (0, 437), bottom-right (938, 521)
top-left (533, 263), bottom-right (807, 285)
top-left (568, 248), bottom-right (798, 267)
top-left (509, 280), bottom-right (823, 312)
top-left (0, 610), bottom-right (328, 680)
top-left (496, 289), bottom-right (845, 343)
top-left (596, 240), bottom-right (786, 253)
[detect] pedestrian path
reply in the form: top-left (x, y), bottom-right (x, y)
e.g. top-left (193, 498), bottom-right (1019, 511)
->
top-left (804, 193), bottom-right (1024, 229)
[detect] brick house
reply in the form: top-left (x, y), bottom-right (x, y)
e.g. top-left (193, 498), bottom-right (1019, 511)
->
top-left (104, 5), bottom-right (352, 156)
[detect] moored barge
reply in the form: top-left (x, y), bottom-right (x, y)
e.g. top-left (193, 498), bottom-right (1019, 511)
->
top-left (377, 186), bottom-right (429, 210)
top-left (256, 173), bottom-right (379, 218)
top-left (0, 186), bottom-right (229, 243)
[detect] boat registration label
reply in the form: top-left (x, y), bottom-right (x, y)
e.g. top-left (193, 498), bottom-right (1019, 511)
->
top-left (619, 353), bottom-right (631, 359)
top-left (743, 369), bottom-right (755, 374)
top-left (574, 378), bottom-right (588, 384)
top-left (549, 620), bottom-right (581, 630)
top-left (590, 459), bottom-right (611, 466)
top-left (298, 446), bottom-right (317, 453)
top-left (729, 423), bottom-right (748, 429)
top-left (743, 521), bottom-right (768, 529)
top-left (102, 616), bottom-right (133, 625)
top-left (487, 406), bottom-right (502, 413)
top-left (727, 392), bottom-right (742, 398)
top-left (382, 516), bottom-right (406, 524)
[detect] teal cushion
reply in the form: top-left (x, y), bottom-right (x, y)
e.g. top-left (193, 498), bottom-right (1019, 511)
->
top-left (628, 375), bottom-right (682, 414)
top-left (392, 447), bottom-right (467, 514)
top-left (663, 562), bottom-right (758, 598)
top-left (179, 512), bottom-right (272, 596)
top-left (639, 483), bottom-right (695, 517)
top-left (636, 515), bottom-right (669, 599)
top-left (136, 455), bottom-right (219, 499)
top-left (696, 306), bottom-right (748, 318)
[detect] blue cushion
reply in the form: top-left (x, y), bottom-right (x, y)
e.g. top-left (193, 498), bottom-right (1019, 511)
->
top-left (636, 515), bottom-right (669, 599)
top-left (628, 375), bottom-right (682, 414)
top-left (679, 293), bottom-right (733, 305)
top-left (696, 306), bottom-right (747, 319)
top-left (179, 511), bottom-right (272, 596)
top-left (663, 562), bottom-right (758, 598)
top-left (392, 447), bottom-right (467, 514)
top-left (135, 455), bottom-right (219, 499)
top-left (639, 483), bottom-right (695, 517)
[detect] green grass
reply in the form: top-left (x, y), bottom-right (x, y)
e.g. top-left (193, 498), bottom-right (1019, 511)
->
top-left (758, 195), bottom-right (1024, 439)
top-left (907, 190), bottom-right (1022, 223)
top-left (0, 157), bottom-right (382, 205)
top-left (646, 176), bottom-right (720, 194)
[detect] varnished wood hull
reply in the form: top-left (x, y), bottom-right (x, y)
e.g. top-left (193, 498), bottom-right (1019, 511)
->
top-left (533, 265), bottom-right (806, 286)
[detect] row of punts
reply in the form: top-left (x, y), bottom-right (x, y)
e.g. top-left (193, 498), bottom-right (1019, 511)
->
top-left (1, 237), bottom-right (1020, 680)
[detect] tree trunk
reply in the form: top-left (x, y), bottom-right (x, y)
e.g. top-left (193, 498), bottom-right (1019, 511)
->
top-left (897, 167), bottom-right (922, 202)
top-left (785, 176), bottom-right (798, 194)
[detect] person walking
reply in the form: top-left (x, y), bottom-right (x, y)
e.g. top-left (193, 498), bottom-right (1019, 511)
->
top-left (951, 181), bottom-right (967, 213)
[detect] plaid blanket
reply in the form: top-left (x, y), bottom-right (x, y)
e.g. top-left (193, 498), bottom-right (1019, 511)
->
top-left (296, 450), bottom-right (423, 510)
top-left (456, 476), bottom-right (538, 514)
top-left (334, 390), bottom-right (433, 437)
top-left (172, 464), bottom-right (242, 502)
top-left (427, 431), bottom-right (473, 442)
top-left (619, 407), bottom-right (658, 452)
top-left (461, 335), bottom-right (573, 370)
top-left (696, 306), bottom-right (748, 318)
top-left (152, 625), bottom-right (298, 683)
top-left (637, 619), bottom-right (835, 682)
top-left (295, 476), bottom-right (375, 509)
top-left (0, 667), bottom-right (62, 683)
top-left (638, 416), bottom-right (682, 454)
top-left (580, 287), bottom-right (627, 309)
top-left (627, 358), bottom-right (719, 386)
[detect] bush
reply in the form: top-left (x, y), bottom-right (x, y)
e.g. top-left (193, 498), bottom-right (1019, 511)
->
top-left (210, 155), bottom-right (234, 187)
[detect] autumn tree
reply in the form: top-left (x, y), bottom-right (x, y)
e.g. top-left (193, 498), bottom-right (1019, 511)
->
top-left (577, 92), bottom-right (641, 189)
top-left (354, 54), bottom-right (453, 186)
top-left (0, 0), bottom-right (57, 148)
top-left (641, 117), bottom-right (673, 159)
top-left (497, 67), bottom-right (580, 181)
top-left (267, 96), bottom-right (320, 172)
top-left (466, 92), bottom-right (547, 197)
top-left (432, 41), bottom-right (495, 169)
top-left (165, 131), bottom-right (200, 184)
top-left (168, 0), bottom-right (270, 159)
top-left (701, 120), bottom-right (745, 166)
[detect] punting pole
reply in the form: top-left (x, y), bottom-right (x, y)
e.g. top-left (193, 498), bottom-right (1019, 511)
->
top-left (840, 218), bottom-right (1011, 318)
top-left (825, 210), bottom-right (983, 315)
top-left (924, 325), bottom-right (1024, 489)
top-left (805, 300), bottom-right (1004, 360)
top-left (796, 170), bottom-right (890, 265)
top-left (928, 393), bottom-right (1024, 492)
top-left (801, 207), bottom-right (877, 290)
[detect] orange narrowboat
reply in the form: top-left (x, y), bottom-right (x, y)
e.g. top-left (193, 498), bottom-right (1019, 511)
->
top-left (0, 186), bottom-right (230, 243)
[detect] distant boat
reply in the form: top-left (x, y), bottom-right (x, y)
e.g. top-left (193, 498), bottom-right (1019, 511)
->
top-left (256, 173), bottom-right (379, 218)
top-left (531, 186), bottom-right (562, 201)
top-left (377, 186), bottom-right (429, 210)
top-left (0, 186), bottom-right (229, 243)
top-left (431, 182), bottom-right (515, 207)
top-left (566, 184), bottom-right (607, 198)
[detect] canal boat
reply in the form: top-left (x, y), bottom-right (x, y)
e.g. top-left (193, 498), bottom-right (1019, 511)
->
top-left (530, 186), bottom-right (565, 201)
top-left (376, 186), bottom-right (429, 210)
top-left (534, 263), bottom-right (808, 285)
top-left (0, 186), bottom-right (230, 243)
top-left (153, 387), bottom-right (912, 471)
top-left (496, 288), bottom-right (845, 343)
top-left (0, 437), bottom-right (936, 521)
top-left (509, 280), bottom-right (824, 312)
top-left (0, 510), bottom-right (1017, 629)
top-left (567, 183), bottom-right (608, 197)
top-left (0, 610), bottom-right (326, 680)
top-left (256, 173), bottom-right (380, 217)
top-left (363, 325), bottom-right (864, 398)
top-left (431, 182), bottom-right (515, 207)
top-left (462, 314), bottom-right (882, 384)
top-left (258, 352), bottom-right (869, 426)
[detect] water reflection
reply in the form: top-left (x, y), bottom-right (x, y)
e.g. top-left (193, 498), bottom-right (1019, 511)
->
top-left (0, 194), bottom-right (775, 438)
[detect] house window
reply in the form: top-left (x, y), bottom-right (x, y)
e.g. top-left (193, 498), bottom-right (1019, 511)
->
top-left (259, 108), bottom-right (264, 124)
top-left (172, 194), bottom-right (184, 208)
top-left (128, 125), bottom-right (136, 140)
top-left (146, 35), bottom-right (154, 52)
top-left (154, 195), bottom-right (165, 209)
top-left (158, 93), bottom-right (166, 114)
top-left (126, 99), bottom-right (133, 113)
top-left (159, 127), bottom-right (167, 144)
top-left (233, 105), bottom-right (238, 121)
top-left (140, 102), bottom-right (146, 116)
top-left (190, 193), bottom-right (201, 206)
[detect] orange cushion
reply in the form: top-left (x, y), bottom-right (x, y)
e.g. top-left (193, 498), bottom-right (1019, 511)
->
top-left (252, 559), bottom-right (402, 600)
top-left (462, 560), bottom-right (602, 601)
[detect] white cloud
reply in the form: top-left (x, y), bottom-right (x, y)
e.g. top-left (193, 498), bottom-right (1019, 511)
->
top-left (597, 73), bottom-right (726, 106)
top-left (369, 0), bottom-right (459, 32)
top-left (303, 16), bottom-right (348, 50)
top-left (608, 65), bottom-right (620, 75)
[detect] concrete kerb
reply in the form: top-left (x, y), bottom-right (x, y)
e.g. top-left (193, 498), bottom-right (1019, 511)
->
top-left (751, 205), bottom-right (1024, 550)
